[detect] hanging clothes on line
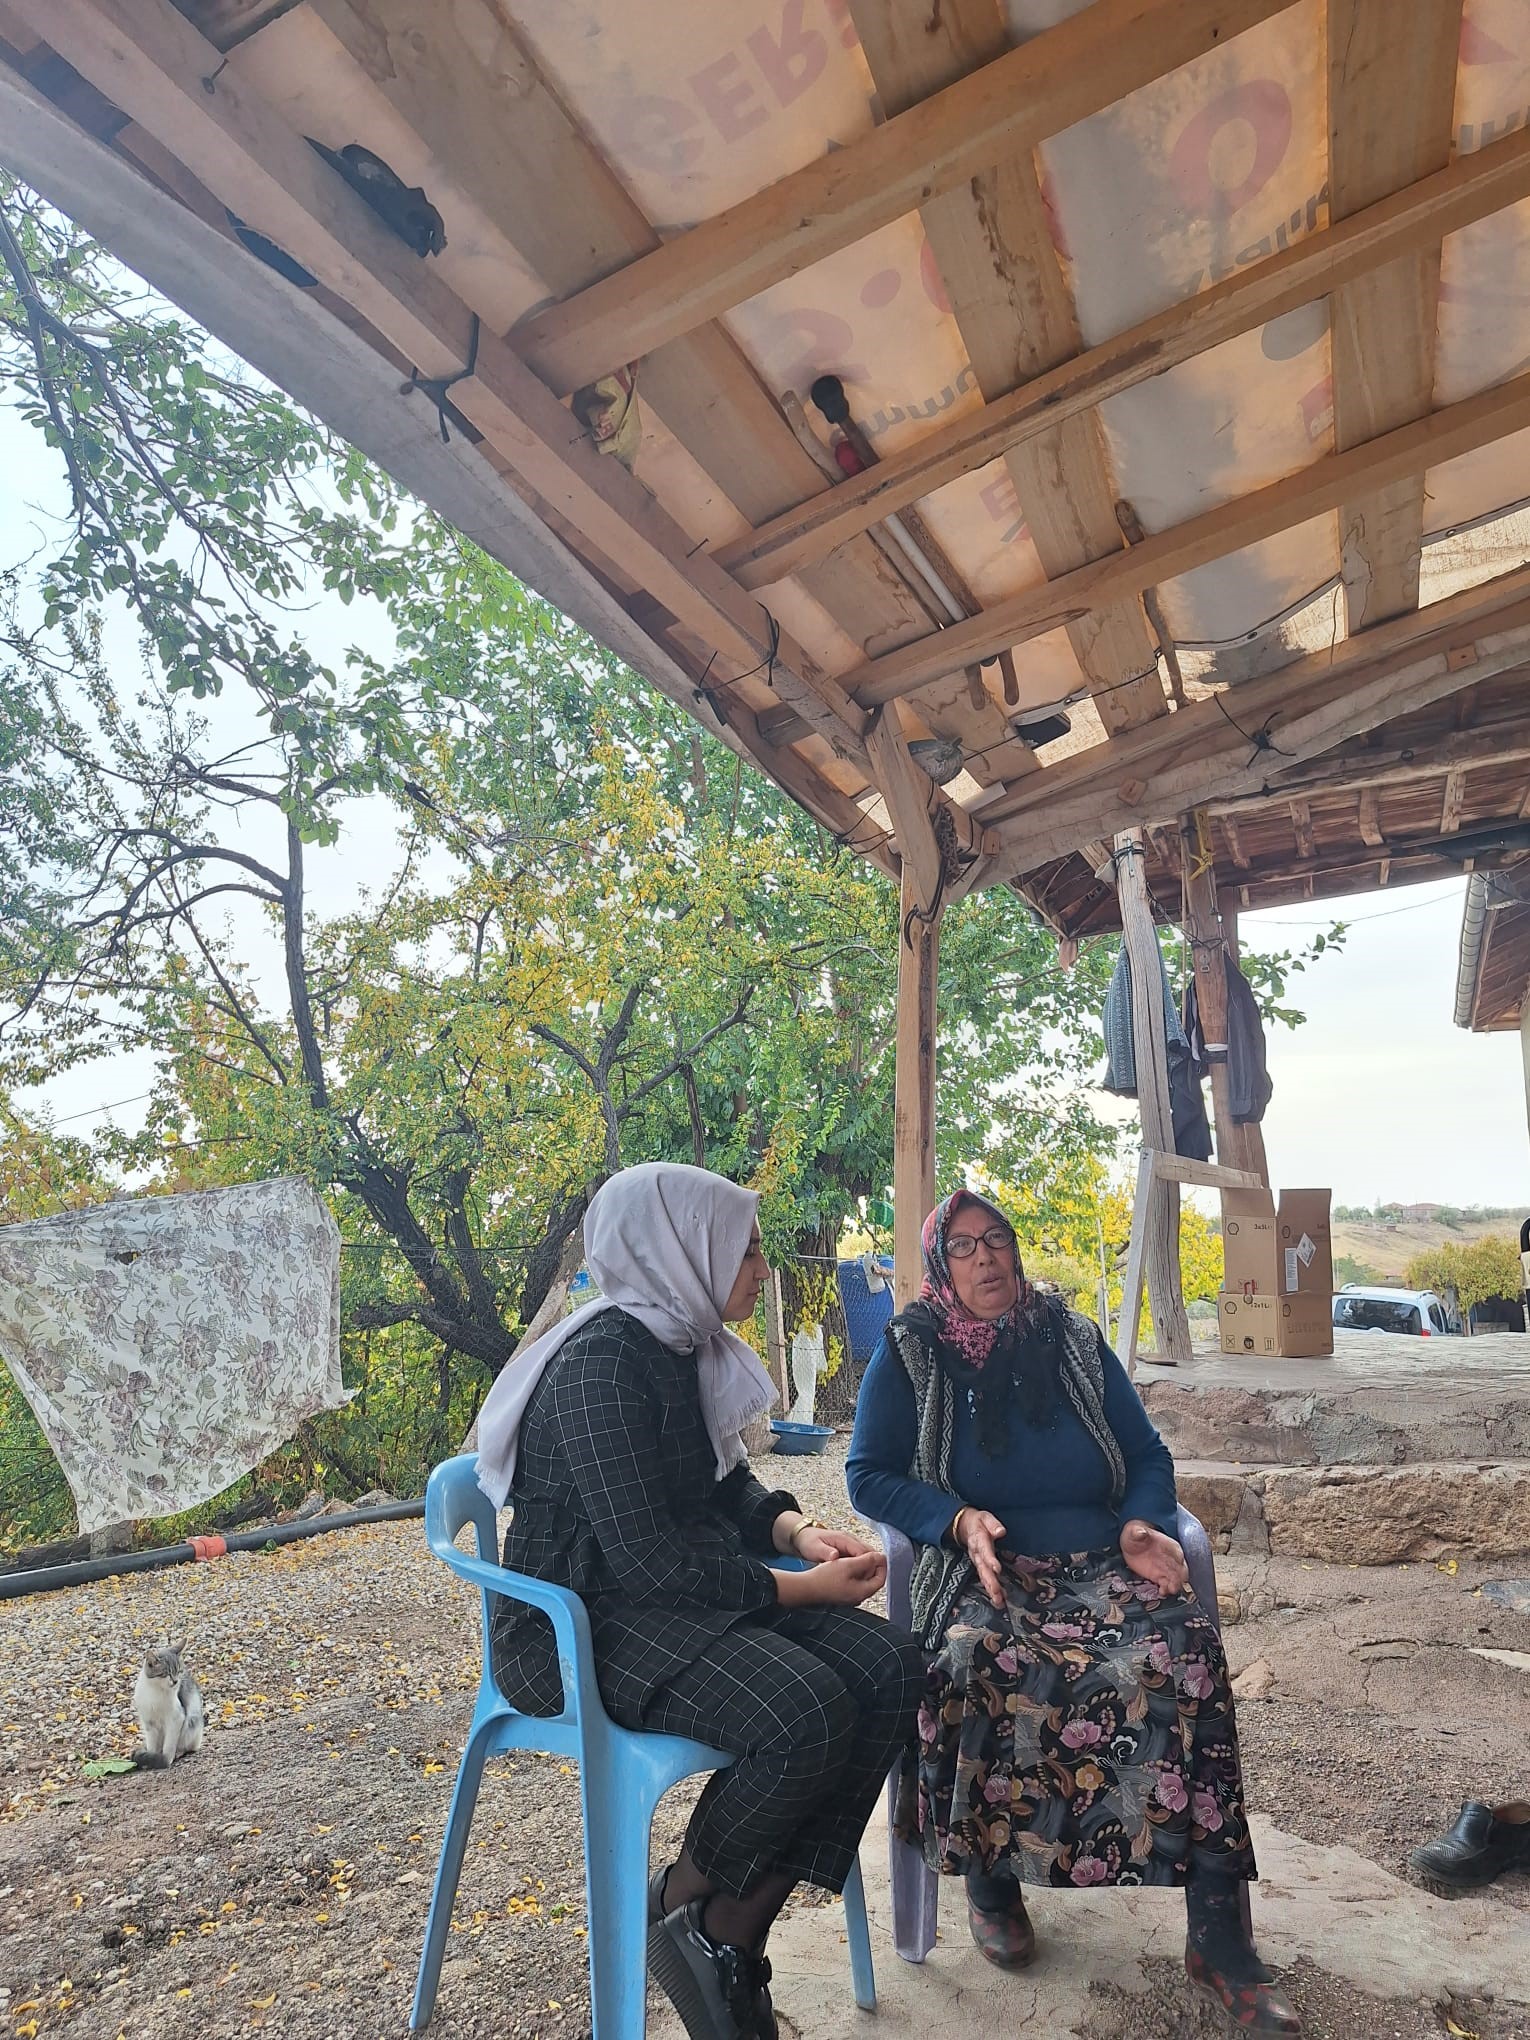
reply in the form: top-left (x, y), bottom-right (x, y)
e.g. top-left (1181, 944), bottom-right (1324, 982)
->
top-left (0, 1177), bottom-right (347, 1532)
top-left (1183, 949), bottom-right (1274, 1125)
top-left (1101, 941), bottom-right (1212, 1162)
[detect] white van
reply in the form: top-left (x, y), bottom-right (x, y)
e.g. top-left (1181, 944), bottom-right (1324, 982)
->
top-left (1331, 1285), bottom-right (1455, 1338)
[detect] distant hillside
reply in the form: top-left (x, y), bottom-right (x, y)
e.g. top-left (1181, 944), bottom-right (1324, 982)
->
top-left (1332, 1213), bottom-right (1520, 1284)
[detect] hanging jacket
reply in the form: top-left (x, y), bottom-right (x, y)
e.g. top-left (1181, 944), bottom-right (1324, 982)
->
top-left (1101, 942), bottom-right (1212, 1161)
top-left (1183, 949), bottom-right (1274, 1126)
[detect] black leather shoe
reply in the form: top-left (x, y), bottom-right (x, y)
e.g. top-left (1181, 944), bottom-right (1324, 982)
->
top-left (649, 1864), bottom-right (671, 1922)
top-left (647, 1899), bottom-right (761, 2039)
top-left (1411, 1801), bottom-right (1530, 1887)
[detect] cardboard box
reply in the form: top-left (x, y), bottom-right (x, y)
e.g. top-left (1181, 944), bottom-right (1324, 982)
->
top-left (1219, 1186), bottom-right (1333, 1298)
top-left (1221, 1189), bottom-right (1278, 1293)
top-left (1217, 1289), bottom-right (1333, 1358)
top-left (1277, 1188), bottom-right (1332, 1299)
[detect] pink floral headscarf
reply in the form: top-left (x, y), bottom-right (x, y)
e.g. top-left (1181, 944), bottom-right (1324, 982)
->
top-left (918, 1189), bottom-right (1035, 1369)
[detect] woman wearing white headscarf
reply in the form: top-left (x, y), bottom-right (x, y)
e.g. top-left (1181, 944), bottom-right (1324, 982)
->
top-left (475, 1163), bottom-right (924, 2040)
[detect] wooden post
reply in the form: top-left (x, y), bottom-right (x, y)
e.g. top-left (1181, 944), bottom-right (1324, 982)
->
top-left (1218, 892), bottom-right (1271, 1185)
top-left (1183, 838), bottom-right (1261, 1181)
top-left (763, 1266), bottom-right (789, 1406)
top-left (893, 865), bottom-right (941, 1308)
top-left (1113, 830), bottom-right (1192, 1364)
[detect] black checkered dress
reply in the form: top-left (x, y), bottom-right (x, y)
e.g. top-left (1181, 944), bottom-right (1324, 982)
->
top-left (490, 1307), bottom-right (926, 1896)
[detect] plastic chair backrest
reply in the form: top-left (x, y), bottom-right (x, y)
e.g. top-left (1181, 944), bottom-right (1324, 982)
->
top-left (424, 1453), bottom-right (600, 1742)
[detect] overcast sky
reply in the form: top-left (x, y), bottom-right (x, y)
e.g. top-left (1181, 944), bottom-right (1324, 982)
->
top-left (3, 407), bottom-right (1525, 1215)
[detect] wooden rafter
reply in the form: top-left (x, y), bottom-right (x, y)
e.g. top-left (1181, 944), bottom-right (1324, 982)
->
top-left (1441, 765), bottom-right (1468, 834)
top-left (510, 0), bottom-right (1293, 394)
top-left (986, 572), bottom-right (1530, 868)
top-left (1289, 799), bottom-right (1316, 860)
top-left (286, 0), bottom-right (943, 690)
top-left (849, 0), bottom-right (1165, 736)
top-left (0, 58), bottom-right (898, 875)
top-left (847, 370), bottom-right (1530, 707)
top-left (1358, 789), bottom-right (1385, 846)
top-left (1214, 692), bottom-right (1530, 804)
top-left (716, 124), bottom-right (1530, 592)
top-left (1328, 0), bottom-right (1462, 629)
top-left (13, 0), bottom-right (887, 768)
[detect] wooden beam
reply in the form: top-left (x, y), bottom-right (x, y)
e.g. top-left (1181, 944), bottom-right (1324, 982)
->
top-left (849, 371), bottom-right (1530, 708)
top-left (1113, 835), bottom-right (1191, 1367)
top-left (1328, 0), bottom-right (1461, 628)
top-left (510, 0), bottom-right (1294, 394)
top-left (1183, 849), bottom-right (1263, 1182)
top-left (893, 874), bottom-right (941, 1310)
top-left (866, 702), bottom-right (945, 913)
top-left (989, 588), bottom-right (1530, 870)
top-left (848, 0), bottom-right (1165, 735)
top-left (293, 0), bottom-right (941, 685)
top-left (718, 124), bottom-right (1530, 592)
top-left (1289, 799), bottom-right (1316, 860)
top-left (16, 0), bottom-right (875, 763)
top-left (1222, 817), bottom-right (1251, 869)
top-left (0, 57), bottom-right (896, 874)
top-left (1359, 788), bottom-right (1385, 846)
top-left (1441, 765), bottom-right (1468, 834)
top-left (1214, 698), bottom-right (1530, 806)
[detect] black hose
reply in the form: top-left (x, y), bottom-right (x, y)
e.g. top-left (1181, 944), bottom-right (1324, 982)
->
top-left (0, 1497), bottom-right (425, 1601)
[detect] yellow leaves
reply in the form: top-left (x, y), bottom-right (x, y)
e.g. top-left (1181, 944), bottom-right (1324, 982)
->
top-left (1445, 2021), bottom-right (1480, 2039)
top-left (421, 1760), bottom-right (445, 1776)
top-left (251, 1994), bottom-right (277, 2011)
top-left (15, 2020), bottom-right (39, 2039)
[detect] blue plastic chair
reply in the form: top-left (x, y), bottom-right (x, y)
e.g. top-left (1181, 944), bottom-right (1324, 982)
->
top-left (876, 1505), bottom-right (1247, 1963)
top-left (412, 1453), bottom-right (876, 2035)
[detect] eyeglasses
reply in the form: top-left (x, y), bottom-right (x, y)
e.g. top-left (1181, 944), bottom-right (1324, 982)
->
top-left (946, 1226), bottom-right (1015, 1260)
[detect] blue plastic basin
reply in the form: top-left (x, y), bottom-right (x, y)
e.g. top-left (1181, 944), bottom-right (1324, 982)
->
top-left (769, 1419), bottom-right (834, 1456)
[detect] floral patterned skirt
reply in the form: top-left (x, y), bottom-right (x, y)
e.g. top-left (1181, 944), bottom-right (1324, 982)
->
top-left (897, 1548), bottom-right (1256, 1889)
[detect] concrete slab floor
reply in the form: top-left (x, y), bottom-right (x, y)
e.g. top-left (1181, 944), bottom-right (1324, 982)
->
top-left (649, 1817), bottom-right (1530, 2040)
top-left (1142, 1329), bottom-right (1530, 1397)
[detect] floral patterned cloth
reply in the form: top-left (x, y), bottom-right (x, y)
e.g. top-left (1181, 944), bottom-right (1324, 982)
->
top-left (899, 1548), bottom-right (1256, 1889)
top-left (0, 1178), bottom-right (346, 1530)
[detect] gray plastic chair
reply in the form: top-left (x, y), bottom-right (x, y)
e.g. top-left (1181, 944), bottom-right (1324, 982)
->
top-left (876, 1506), bottom-right (1242, 1963)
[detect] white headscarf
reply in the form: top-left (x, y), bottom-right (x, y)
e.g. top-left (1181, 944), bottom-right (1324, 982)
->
top-left (474, 1163), bottom-right (779, 1507)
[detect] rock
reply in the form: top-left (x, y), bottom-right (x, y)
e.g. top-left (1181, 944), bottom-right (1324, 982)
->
top-left (1260, 1462), bottom-right (1530, 1564)
top-left (1216, 1587), bottom-right (1242, 1626)
top-left (1226, 1482), bottom-right (1270, 1556)
top-left (1175, 1465), bottom-right (1247, 1541)
top-left (1231, 1656), bottom-right (1276, 1700)
top-left (291, 1491), bottom-right (326, 1521)
top-left (1481, 1578), bottom-right (1530, 1615)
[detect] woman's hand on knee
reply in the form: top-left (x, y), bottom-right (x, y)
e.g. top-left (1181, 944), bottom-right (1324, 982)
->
top-left (953, 1508), bottom-right (1008, 1608)
top-left (1119, 1518), bottom-right (1189, 1595)
top-left (774, 1551), bottom-right (887, 1607)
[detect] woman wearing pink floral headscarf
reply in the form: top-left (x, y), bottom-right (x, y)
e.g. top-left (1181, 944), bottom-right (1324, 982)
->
top-left (848, 1189), bottom-right (1298, 2035)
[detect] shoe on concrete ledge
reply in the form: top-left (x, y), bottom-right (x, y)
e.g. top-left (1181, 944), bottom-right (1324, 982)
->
top-left (1410, 1801), bottom-right (1530, 1888)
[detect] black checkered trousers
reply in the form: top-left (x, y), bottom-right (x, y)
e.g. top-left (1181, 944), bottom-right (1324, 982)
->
top-left (489, 1307), bottom-right (925, 1898)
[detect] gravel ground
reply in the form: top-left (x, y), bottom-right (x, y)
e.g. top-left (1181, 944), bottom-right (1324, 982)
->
top-left (2, 1438), bottom-right (1526, 2040)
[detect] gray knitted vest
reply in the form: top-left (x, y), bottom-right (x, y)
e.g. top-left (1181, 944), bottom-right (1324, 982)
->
top-left (888, 1304), bottom-right (1127, 1649)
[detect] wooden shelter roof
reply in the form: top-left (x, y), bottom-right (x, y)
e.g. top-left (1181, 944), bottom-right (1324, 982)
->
top-left (3, 0), bottom-right (1530, 933)
top-left (1455, 865), bottom-right (1530, 1031)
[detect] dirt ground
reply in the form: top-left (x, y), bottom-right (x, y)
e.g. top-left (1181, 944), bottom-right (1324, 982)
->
top-left (2, 1440), bottom-right (1528, 2040)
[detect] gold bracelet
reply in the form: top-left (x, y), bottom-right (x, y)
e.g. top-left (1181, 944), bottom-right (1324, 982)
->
top-left (950, 1506), bottom-right (971, 1548)
top-left (789, 1517), bottom-right (825, 1549)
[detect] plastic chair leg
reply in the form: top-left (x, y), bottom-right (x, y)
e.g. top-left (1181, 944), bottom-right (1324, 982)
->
top-left (841, 1857), bottom-right (876, 2010)
top-left (582, 1756), bottom-right (659, 2040)
top-left (410, 1713), bottom-right (499, 2031)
